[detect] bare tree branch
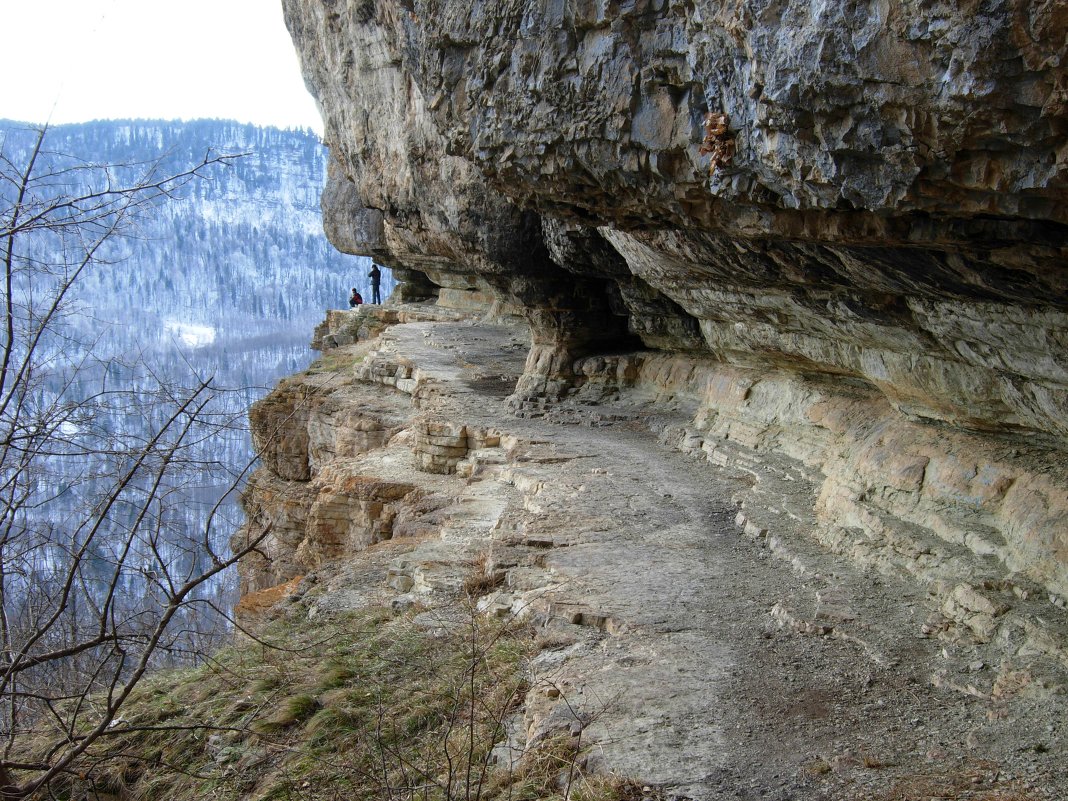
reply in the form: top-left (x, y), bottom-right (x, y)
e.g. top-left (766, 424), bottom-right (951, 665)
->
top-left (0, 123), bottom-right (256, 800)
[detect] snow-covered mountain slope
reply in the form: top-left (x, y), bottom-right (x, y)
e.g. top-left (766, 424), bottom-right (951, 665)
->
top-left (0, 118), bottom-right (391, 639)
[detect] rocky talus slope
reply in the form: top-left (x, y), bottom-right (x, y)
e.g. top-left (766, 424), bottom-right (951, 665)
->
top-left (237, 0), bottom-right (1068, 797)
top-left (233, 303), bottom-right (1065, 800)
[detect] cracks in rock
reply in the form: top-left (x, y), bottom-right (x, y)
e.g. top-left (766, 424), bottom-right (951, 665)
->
top-left (238, 309), bottom-right (1068, 799)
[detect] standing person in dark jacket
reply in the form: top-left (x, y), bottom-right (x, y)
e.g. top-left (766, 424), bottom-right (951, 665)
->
top-left (369, 263), bottom-right (382, 304)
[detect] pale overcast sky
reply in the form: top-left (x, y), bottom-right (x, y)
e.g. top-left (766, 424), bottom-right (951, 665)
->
top-left (0, 0), bottom-right (322, 132)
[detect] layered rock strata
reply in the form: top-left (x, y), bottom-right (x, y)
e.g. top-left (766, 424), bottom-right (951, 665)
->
top-left (235, 306), bottom-right (1066, 798)
top-left (280, 0), bottom-right (1067, 572)
top-left (283, 0), bottom-right (1067, 434)
top-left (255, 0), bottom-right (1068, 794)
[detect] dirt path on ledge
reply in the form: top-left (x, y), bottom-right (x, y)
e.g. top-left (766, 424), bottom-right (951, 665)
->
top-left (308, 316), bottom-right (1064, 801)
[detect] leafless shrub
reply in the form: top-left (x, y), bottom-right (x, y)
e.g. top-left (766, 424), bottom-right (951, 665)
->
top-left (0, 124), bottom-right (267, 799)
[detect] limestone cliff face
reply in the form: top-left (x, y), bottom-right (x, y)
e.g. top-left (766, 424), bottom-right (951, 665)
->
top-left (280, 0), bottom-right (1067, 597)
top-left (235, 308), bottom-right (1068, 796)
top-left (219, 7), bottom-right (1068, 791)
top-left (284, 0), bottom-right (1067, 435)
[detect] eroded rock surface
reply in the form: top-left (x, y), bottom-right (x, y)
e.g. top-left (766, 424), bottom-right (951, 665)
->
top-left (261, 2), bottom-right (1068, 796)
top-left (283, 0), bottom-right (1067, 436)
top-left (235, 307), bottom-right (1066, 798)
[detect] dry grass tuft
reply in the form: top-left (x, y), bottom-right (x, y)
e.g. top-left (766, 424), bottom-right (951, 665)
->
top-left (861, 751), bottom-right (887, 770)
top-left (305, 349), bottom-right (363, 375)
top-left (463, 551), bottom-right (506, 598)
top-left (253, 692), bottom-right (320, 733)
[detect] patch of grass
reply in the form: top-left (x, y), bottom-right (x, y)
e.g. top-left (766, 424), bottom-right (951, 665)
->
top-left (14, 585), bottom-right (648, 801)
top-left (313, 660), bottom-right (357, 691)
top-left (305, 349), bottom-right (363, 375)
top-left (14, 603), bottom-right (604, 801)
top-left (535, 630), bottom-right (577, 651)
top-left (804, 757), bottom-right (833, 776)
top-left (303, 705), bottom-right (365, 749)
top-left (861, 751), bottom-right (887, 769)
top-left (250, 673), bottom-right (283, 693)
top-left (253, 692), bottom-right (320, 733)
top-left (485, 733), bottom-right (581, 800)
top-left (482, 733), bottom-right (647, 801)
top-left (464, 568), bottom-right (506, 598)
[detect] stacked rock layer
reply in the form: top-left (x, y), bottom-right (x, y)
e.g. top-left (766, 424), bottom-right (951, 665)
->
top-left (278, 0), bottom-right (1067, 601)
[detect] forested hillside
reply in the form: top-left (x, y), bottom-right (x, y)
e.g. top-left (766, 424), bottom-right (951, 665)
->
top-left (0, 119), bottom-right (391, 648)
top-left (1, 119), bottom-right (392, 375)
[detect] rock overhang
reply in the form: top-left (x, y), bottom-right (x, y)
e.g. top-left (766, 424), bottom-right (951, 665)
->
top-left (282, 0), bottom-right (1068, 438)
